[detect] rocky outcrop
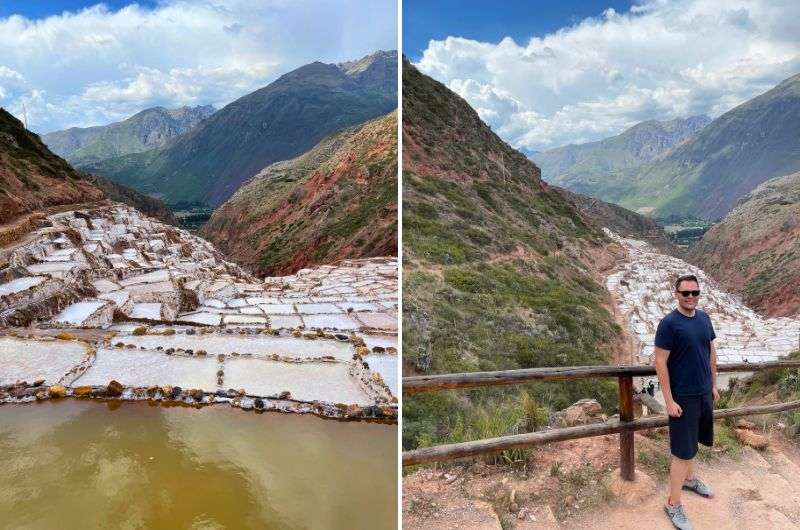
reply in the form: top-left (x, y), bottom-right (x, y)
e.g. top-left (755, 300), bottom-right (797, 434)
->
top-left (203, 112), bottom-right (397, 276)
top-left (688, 171), bottom-right (800, 316)
top-left (554, 399), bottom-right (606, 427)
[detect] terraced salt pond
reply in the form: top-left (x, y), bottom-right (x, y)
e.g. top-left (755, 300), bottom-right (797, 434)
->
top-left (0, 204), bottom-right (398, 416)
top-left (121, 333), bottom-right (356, 361)
top-left (73, 348), bottom-right (219, 390)
top-left (0, 400), bottom-right (397, 529)
top-left (224, 358), bottom-right (372, 404)
top-left (606, 229), bottom-right (800, 366)
top-left (0, 337), bottom-right (90, 386)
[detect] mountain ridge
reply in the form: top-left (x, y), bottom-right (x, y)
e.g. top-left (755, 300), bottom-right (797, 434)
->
top-left (592, 73), bottom-right (800, 219)
top-left (43, 105), bottom-right (215, 166)
top-left (533, 115), bottom-right (710, 195)
top-left (402, 60), bottom-right (625, 450)
top-left (0, 107), bottom-right (174, 227)
top-left (202, 111), bottom-right (397, 276)
top-left (688, 170), bottom-right (800, 316)
top-left (82, 50), bottom-right (398, 207)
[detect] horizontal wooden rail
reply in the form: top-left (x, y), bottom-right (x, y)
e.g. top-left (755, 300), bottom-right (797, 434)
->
top-left (403, 399), bottom-right (800, 466)
top-left (403, 361), bottom-right (800, 394)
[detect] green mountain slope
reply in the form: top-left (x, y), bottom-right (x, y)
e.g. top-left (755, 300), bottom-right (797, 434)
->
top-left (0, 108), bottom-right (174, 226)
top-left (83, 51), bottom-right (397, 207)
top-left (688, 171), bottom-right (800, 317)
top-left (605, 73), bottom-right (800, 220)
top-left (533, 115), bottom-right (709, 196)
top-left (402, 61), bottom-right (625, 451)
top-left (42, 105), bottom-right (215, 167)
top-left (202, 112), bottom-right (397, 276)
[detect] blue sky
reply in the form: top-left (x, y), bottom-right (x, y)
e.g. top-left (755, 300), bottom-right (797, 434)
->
top-left (0, 1), bottom-right (396, 133)
top-left (0, 0), bottom-right (158, 18)
top-left (404, 0), bottom-right (633, 61)
top-left (409, 0), bottom-right (800, 152)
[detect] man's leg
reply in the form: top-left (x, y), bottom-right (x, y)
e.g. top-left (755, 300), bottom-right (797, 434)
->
top-left (669, 456), bottom-right (692, 505)
top-left (685, 457), bottom-right (695, 482)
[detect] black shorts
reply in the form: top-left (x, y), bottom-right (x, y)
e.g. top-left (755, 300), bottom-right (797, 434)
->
top-left (668, 393), bottom-right (714, 460)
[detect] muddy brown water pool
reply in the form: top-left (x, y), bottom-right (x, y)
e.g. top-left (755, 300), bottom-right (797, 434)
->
top-left (0, 400), bottom-right (397, 529)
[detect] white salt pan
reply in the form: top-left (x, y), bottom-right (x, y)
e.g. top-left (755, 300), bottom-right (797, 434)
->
top-left (0, 337), bottom-right (90, 386)
top-left (74, 348), bottom-right (217, 390)
top-left (130, 303), bottom-right (162, 320)
top-left (0, 277), bottom-right (46, 297)
top-left (302, 314), bottom-right (361, 331)
top-left (54, 301), bottom-right (106, 325)
top-left (224, 358), bottom-right (372, 404)
top-left (363, 354), bottom-right (398, 396)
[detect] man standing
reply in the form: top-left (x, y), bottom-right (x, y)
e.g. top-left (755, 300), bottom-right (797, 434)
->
top-left (654, 274), bottom-right (719, 530)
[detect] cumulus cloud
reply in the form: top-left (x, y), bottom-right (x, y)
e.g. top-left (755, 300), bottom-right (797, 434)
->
top-left (415, 0), bottom-right (800, 151)
top-left (0, 0), bottom-right (396, 133)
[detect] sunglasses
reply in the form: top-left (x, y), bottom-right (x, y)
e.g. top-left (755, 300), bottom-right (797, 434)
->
top-left (677, 290), bottom-right (701, 297)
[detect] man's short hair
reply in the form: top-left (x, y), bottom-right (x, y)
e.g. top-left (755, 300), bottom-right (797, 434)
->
top-left (674, 274), bottom-right (699, 291)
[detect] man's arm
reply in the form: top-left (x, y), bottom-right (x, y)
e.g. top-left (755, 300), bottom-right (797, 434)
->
top-left (655, 346), bottom-right (682, 417)
top-left (710, 340), bottom-right (719, 401)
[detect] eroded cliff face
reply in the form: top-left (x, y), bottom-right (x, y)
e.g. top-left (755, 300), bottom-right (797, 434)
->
top-left (203, 112), bottom-right (397, 277)
top-left (688, 171), bottom-right (800, 317)
top-left (0, 108), bottom-right (105, 225)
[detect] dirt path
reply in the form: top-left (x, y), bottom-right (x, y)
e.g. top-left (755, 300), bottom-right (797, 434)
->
top-left (573, 444), bottom-right (800, 529)
top-left (403, 431), bottom-right (800, 530)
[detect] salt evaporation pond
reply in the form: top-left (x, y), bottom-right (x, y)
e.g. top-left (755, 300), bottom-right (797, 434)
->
top-left (0, 337), bottom-right (89, 386)
top-left (73, 348), bottom-right (218, 389)
top-left (122, 334), bottom-right (356, 361)
top-left (224, 358), bottom-right (372, 404)
top-left (0, 400), bottom-right (397, 529)
top-left (363, 354), bottom-right (398, 396)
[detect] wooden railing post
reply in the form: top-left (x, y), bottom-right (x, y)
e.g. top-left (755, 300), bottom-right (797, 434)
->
top-left (619, 375), bottom-right (635, 481)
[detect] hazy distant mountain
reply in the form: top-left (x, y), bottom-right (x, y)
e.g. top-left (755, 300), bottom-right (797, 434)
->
top-left (590, 73), bottom-right (800, 220)
top-left (84, 50), bottom-right (398, 207)
top-left (532, 115), bottom-right (710, 192)
top-left (43, 105), bottom-right (215, 166)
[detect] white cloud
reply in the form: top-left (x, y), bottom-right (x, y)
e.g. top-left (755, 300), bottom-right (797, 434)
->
top-left (415, 0), bottom-right (800, 151)
top-left (0, 0), bottom-right (396, 133)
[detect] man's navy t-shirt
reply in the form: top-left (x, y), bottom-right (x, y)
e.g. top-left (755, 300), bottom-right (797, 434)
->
top-left (654, 309), bottom-right (716, 397)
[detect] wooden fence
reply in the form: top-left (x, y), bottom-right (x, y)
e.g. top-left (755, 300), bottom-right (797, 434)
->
top-left (402, 361), bottom-right (800, 480)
